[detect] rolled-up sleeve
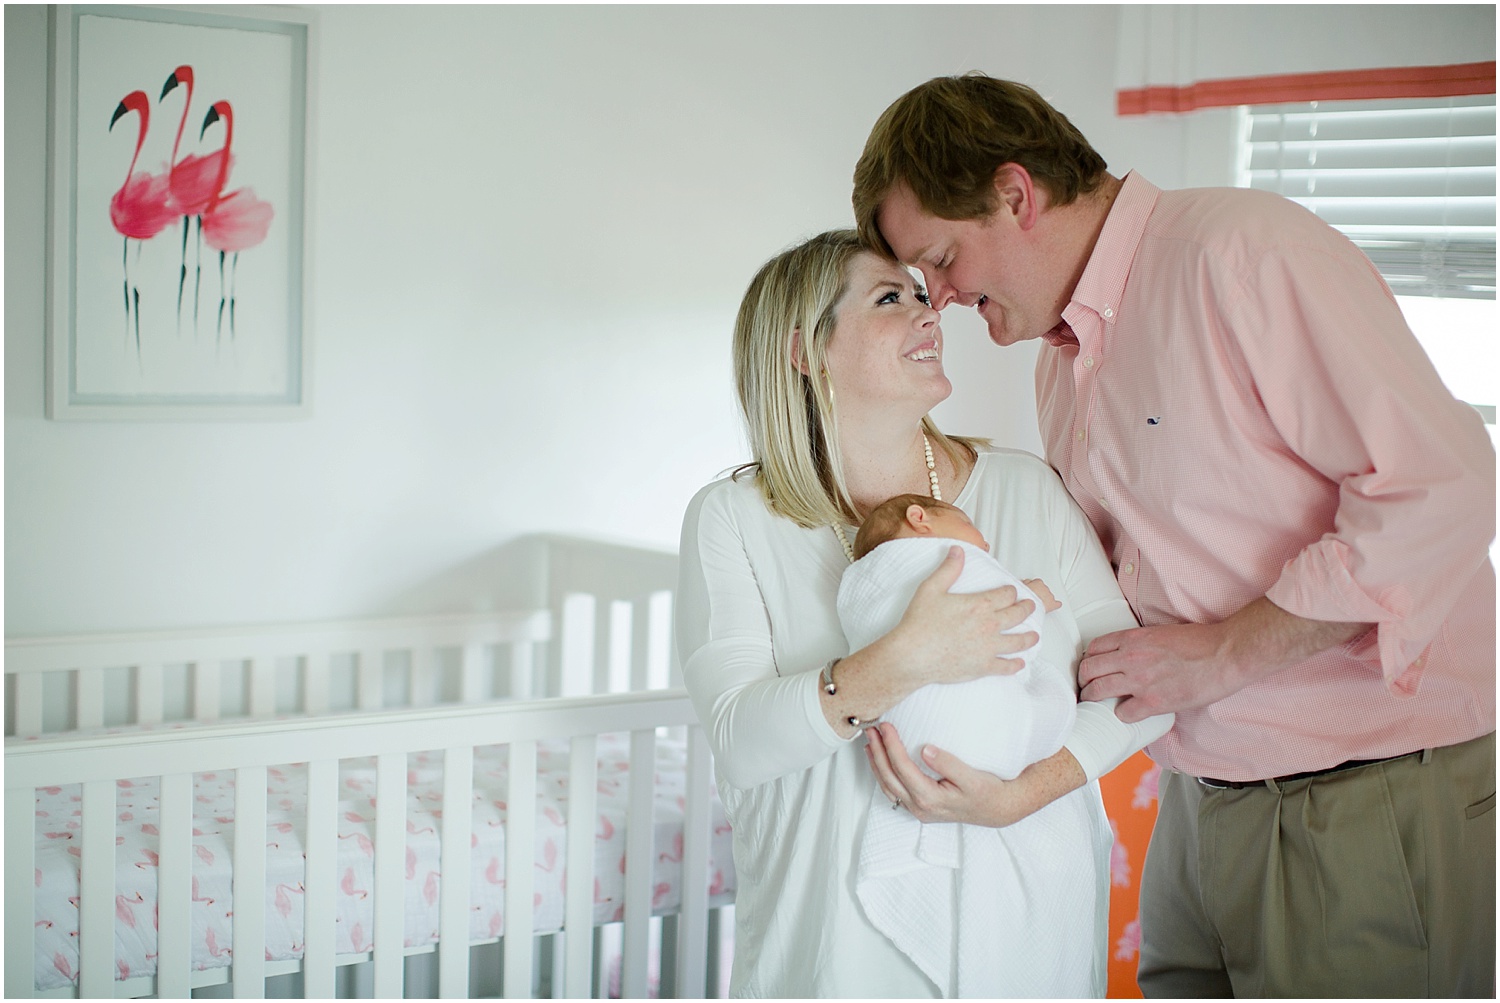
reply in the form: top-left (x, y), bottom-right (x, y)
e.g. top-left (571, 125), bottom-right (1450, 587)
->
top-left (676, 482), bottom-right (849, 791)
top-left (1231, 241), bottom-right (1496, 695)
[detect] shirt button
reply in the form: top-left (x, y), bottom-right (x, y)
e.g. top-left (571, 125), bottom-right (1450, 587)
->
top-left (1083, 357), bottom-right (1095, 369)
top-left (1076, 429), bottom-right (1086, 441)
top-left (1121, 562), bottom-right (1135, 575)
top-left (1099, 497), bottom-right (1110, 509)
top-left (1103, 307), bottom-right (1115, 319)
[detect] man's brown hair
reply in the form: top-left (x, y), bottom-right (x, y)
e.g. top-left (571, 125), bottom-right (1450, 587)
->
top-left (853, 493), bottom-right (965, 561)
top-left (853, 73), bottom-right (1108, 257)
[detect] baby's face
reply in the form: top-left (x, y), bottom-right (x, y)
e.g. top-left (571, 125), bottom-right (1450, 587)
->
top-left (915, 506), bottom-right (989, 551)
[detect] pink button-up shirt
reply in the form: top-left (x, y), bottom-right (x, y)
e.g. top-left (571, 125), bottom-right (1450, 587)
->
top-left (1037, 172), bottom-right (1495, 780)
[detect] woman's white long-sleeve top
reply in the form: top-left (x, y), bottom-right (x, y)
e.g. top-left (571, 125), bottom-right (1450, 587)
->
top-left (676, 446), bottom-right (1172, 998)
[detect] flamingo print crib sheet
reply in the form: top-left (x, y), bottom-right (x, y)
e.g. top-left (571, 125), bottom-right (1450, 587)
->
top-left (30, 733), bottom-right (735, 991)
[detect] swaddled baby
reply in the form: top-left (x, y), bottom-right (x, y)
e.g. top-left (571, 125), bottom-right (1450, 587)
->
top-left (841, 493), bottom-right (1086, 997)
top-left (838, 493), bottom-right (1075, 780)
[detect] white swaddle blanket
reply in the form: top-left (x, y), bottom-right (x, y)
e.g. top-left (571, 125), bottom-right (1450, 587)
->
top-left (839, 537), bottom-right (1096, 997)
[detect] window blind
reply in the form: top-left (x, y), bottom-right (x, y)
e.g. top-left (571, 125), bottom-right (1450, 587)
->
top-left (1238, 95), bottom-right (1496, 299)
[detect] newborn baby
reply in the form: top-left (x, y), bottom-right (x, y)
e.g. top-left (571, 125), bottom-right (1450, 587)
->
top-left (839, 493), bottom-right (1075, 780)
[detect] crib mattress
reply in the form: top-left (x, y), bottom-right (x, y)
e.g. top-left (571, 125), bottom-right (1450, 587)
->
top-left (31, 733), bottom-right (736, 991)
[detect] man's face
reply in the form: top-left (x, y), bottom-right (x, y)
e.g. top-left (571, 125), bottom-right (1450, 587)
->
top-left (876, 182), bottom-right (1060, 348)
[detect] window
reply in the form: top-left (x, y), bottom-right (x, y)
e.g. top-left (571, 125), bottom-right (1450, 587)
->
top-left (1236, 95), bottom-right (1497, 434)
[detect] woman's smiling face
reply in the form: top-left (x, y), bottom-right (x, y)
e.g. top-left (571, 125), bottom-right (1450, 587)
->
top-left (821, 251), bottom-right (951, 425)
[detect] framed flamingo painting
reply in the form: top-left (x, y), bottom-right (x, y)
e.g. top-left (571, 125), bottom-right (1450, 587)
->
top-left (47, 5), bottom-right (313, 420)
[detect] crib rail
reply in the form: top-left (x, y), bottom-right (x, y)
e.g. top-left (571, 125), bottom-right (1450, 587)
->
top-left (539, 535), bottom-right (679, 697)
top-left (4, 611), bottom-right (550, 738)
top-left (7, 689), bottom-right (720, 999)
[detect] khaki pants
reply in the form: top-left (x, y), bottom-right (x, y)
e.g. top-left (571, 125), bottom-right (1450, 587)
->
top-left (1138, 732), bottom-right (1495, 998)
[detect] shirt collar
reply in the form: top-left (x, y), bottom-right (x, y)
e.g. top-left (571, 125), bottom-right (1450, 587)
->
top-left (1064, 171), bottom-right (1161, 334)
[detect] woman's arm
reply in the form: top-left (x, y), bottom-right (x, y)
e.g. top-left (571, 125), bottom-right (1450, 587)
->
top-left (817, 545), bottom-right (1040, 738)
top-left (678, 481), bottom-right (1040, 789)
top-left (864, 460), bottom-right (1172, 822)
top-left (866, 723), bottom-right (1087, 825)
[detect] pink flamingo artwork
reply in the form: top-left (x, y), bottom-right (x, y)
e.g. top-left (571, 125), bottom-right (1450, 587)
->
top-left (199, 100), bottom-right (273, 341)
top-left (108, 90), bottom-right (175, 354)
top-left (159, 66), bottom-right (233, 334)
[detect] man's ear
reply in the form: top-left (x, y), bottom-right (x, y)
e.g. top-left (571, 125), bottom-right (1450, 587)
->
top-left (991, 163), bottom-right (1041, 232)
top-left (904, 503), bottom-right (933, 535)
top-left (790, 328), bottom-right (811, 376)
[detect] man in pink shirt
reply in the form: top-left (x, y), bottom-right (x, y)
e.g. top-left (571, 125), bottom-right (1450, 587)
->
top-left (853, 74), bottom-right (1494, 997)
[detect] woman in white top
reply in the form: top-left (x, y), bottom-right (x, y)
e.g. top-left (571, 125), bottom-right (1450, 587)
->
top-left (676, 229), bottom-right (1172, 997)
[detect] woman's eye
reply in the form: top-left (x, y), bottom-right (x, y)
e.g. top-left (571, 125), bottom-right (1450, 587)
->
top-left (877, 290), bottom-right (900, 305)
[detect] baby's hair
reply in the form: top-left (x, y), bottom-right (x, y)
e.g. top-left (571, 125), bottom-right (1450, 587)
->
top-left (853, 493), bottom-right (966, 561)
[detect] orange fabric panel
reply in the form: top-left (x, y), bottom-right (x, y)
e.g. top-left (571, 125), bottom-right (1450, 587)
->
top-left (1117, 60), bottom-right (1496, 115)
top-left (1098, 750), bottom-right (1161, 998)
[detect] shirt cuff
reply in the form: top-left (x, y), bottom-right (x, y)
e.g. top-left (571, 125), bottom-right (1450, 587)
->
top-left (1266, 538), bottom-right (1427, 695)
top-left (1064, 700), bottom-right (1173, 783)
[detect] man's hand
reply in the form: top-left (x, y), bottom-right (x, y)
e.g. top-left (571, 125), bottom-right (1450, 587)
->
top-left (1078, 597), bottom-right (1368, 723)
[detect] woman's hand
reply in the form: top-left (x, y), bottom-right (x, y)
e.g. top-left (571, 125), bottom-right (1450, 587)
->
top-left (864, 721), bottom-right (1085, 828)
top-left (886, 546), bottom-right (1038, 687)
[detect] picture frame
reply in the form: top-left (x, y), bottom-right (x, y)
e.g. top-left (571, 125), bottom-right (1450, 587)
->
top-left (47, 4), bottom-right (315, 420)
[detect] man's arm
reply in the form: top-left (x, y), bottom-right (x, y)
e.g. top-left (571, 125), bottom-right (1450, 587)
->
top-left (1077, 597), bottom-right (1368, 723)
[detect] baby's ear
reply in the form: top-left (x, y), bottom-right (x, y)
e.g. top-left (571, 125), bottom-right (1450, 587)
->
top-left (904, 504), bottom-right (931, 535)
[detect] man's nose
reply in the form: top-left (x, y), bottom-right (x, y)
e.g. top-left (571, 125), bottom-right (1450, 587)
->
top-left (928, 275), bottom-right (959, 310)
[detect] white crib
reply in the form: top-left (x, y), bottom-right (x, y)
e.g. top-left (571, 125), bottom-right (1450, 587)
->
top-left (5, 535), bottom-right (733, 999)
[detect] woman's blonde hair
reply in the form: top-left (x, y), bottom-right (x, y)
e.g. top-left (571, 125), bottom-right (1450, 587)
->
top-left (732, 229), bottom-right (979, 529)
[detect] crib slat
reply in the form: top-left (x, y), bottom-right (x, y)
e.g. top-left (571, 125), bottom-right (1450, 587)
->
top-left (508, 640), bottom-right (535, 700)
top-left (621, 729), bottom-right (657, 998)
top-left (5, 786), bottom-right (36, 998)
top-left (373, 752), bottom-right (406, 997)
top-left (192, 661), bottom-right (221, 722)
top-left (677, 727), bottom-right (714, 997)
top-left (303, 657), bottom-right (330, 716)
top-left (658, 594), bottom-right (681, 690)
top-left (14, 671), bottom-right (43, 737)
top-left (358, 650), bottom-right (383, 711)
top-left (79, 779), bottom-right (115, 999)
top-left (233, 765), bottom-right (267, 996)
top-left (630, 601), bottom-right (652, 691)
top-left (134, 663), bottom-right (164, 726)
top-left (157, 772), bottom-right (193, 999)
top-left (438, 745), bottom-right (473, 998)
top-left (303, 759), bottom-right (338, 998)
top-left (460, 643), bottom-right (485, 703)
top-left (75, 667), bottom-right (105, 731)
top-left (563, 734), bottom-right (599, 997)
top-left (248, 659), bottom-right (276, 719)
top-left (502, 740), bottom-right (537, 997)
top-left (409, 648), bottom-right (436, 708)
top-left (593, 602), bottom-right (613, 694)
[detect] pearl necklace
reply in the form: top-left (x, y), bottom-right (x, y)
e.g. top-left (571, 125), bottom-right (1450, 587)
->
top-left (833, 432), bottom-right (942, 563)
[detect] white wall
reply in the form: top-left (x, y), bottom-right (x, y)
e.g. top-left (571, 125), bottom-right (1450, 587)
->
top-left (6, 5), bottom-right (1488, 635)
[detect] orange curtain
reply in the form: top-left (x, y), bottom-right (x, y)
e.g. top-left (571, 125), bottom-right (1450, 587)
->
top-left (1117, 61), bottom-right (1495, 116)
top-left (1098, 750), bottom-right (1162, 998)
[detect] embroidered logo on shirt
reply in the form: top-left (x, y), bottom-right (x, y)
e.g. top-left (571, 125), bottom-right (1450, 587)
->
top-left (1145, 416), bottom-right (1162, 425)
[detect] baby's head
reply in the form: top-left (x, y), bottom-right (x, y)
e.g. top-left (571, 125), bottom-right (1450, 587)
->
top-left (853, 494), bottom-right (989, 560)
